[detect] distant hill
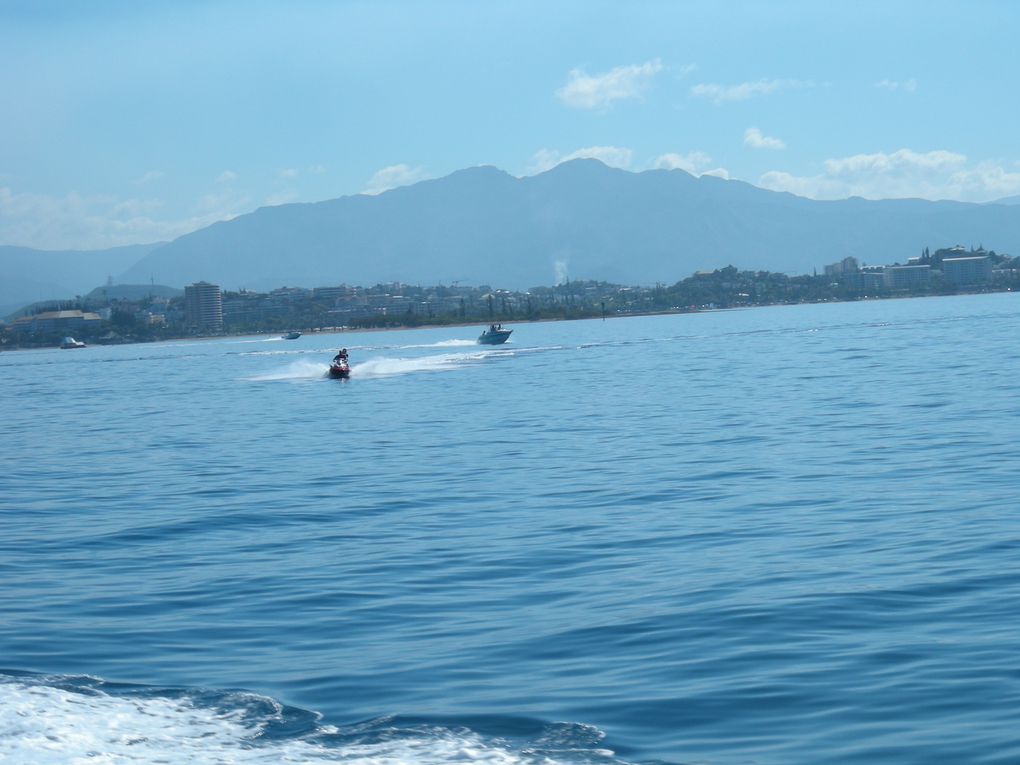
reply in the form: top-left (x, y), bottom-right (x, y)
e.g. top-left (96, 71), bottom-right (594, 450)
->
top-left (118, 160), bottom-right (1020, 290)
top-left (83, 284), bottom-right (183, 302)
top-left (0, 243), bottom-right (164, 317)
top-left (990, 195), bottom-right (1020, 206)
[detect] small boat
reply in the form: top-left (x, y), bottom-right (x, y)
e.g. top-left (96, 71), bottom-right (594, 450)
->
top-left (328, 359), bottom-right (350, 379)
top-left (60, 336), bottom-right (86, 349)
top-left (478, 324), bottom-right (512, 345)
top-left (282, 331), bottom-right (301, 340)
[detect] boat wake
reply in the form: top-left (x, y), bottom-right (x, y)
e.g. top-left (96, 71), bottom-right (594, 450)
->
top-left (0, 672), bottom-right (624, 765)
top-left (429, 338), bottom-right (479, 348)
top-left (246, 349), bottom-right (513, 383)
top-left (247, 359), bottom-right (329, 382)
top-left (371, 338), bottom-right (479, 351)
top-left (348, 350), bottom-right (504, 379)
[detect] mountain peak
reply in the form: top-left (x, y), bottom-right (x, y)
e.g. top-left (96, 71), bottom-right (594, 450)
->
top-left (101, 160), bottom-right (1020, 292)
top-left (541, 157), bottom-right (622, 177)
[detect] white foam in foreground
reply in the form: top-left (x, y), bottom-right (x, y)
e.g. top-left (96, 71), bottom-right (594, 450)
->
top-left (0, 681), bottom-right (542, 765)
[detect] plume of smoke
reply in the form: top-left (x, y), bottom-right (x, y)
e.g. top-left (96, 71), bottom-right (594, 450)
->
top-left (554, 259), bottom-right (569, 285)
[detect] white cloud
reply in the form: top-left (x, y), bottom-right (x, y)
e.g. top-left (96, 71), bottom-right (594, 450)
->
top-left (527, 149), bottom-right (561, 175)
top-left (278, 168), bottom-right (299, 179)
top-left (132, 170), bottom-right (164, 185)
top-left (263, 190), bottom-right (299, 207)
top-left (0, 186), bottom-right (250, 250)
top-left (948, 161), bottom-right (1020, 198)
top-left (744, 127), bottom-right (785, 150)
top-left (823, 148), bottom-right (965, 177)
top-left (653, 151), bottom-right (711, 174)
top-left (690, 78), bottom-right (810, 104)
top-left (875, 78), bottom-right (917, 91)
top-left (759, 148), bottom-right (1020, 201)
top-left (217, 170), bottom-right (237, 183)
top-left (676, 63), bottom-right (698, 77)
top-left (564, 146), bottom-right (632, 168)
top-left (363, 164), bottom-right (427, 195)
top-left (307, 164), bottom-right (327, 175)
top-left (652, 151), bottom-right (729, 179)
top-left (702, 167), bottom-right (731, 180)
top-left (557, 59), bottom-right (662, 109)
top-left (528, 146), bottom-right (633, 174)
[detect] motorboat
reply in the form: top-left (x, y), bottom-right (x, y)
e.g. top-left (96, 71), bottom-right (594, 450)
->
top-left (282, 331), bottom-right (301, 340)
top-left (60, 336), bottom-right (86, 349)
top-left (328, 358), bottom-right (350, 379)
top-left (478, 324), bottom-right (512, 345)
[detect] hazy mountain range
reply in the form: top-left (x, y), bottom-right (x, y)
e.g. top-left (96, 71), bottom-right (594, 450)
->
top-left (0, 243), bottom-right (163, 318)
top-left (5, 159), bottom-right (1020, 317)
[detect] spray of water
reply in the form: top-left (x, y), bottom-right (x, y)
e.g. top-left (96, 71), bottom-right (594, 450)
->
top-left (247, 349), bottom-right (510, 383)
top-left (247, 359), bottom-right (329, 382)
top-left (351, 350), bottom-right (497, 379)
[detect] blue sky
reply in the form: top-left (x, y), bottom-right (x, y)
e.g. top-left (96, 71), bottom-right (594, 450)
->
top-left (2, 0), bottom-right (1019, 249)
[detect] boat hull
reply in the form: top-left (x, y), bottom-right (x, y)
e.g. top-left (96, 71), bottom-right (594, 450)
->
top-left (478, 330), bottom-right (512, 345)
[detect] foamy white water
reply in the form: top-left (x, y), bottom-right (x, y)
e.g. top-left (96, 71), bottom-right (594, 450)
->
top-left (0, 679), bottom-right (607, 765)
top-left (247, 358), bottom-right (330, 381)
top-left (350, 351), bottom-right (498, 379)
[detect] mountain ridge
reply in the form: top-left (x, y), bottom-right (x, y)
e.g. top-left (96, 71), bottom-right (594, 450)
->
top-left (5, 161), bottom-right (1020, 308)
top-left (0, 242), bottom-right (164, 318)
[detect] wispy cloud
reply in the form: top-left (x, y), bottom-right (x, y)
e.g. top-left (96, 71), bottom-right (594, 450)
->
top-left (217, 170), bottom-right (237, 183)
top-left (132, 170), bottom-right (164, 186)
top-left (557, 59), bottom-right (662, 109)
top-left (875, 78), bottom-right (917, 91)
top-left (744, 127), bottom-right (785, 150)
top-left (759, 148), bottom-right (1020, 201)
top-left (278, 168), bottom-right (299, 179)
top-left (363, 164), bottom-right (427, 195)
top-left (307, 164), bottom-right (327, 175)
top-left (528, 146), bottom-right (634, 174)
top-left (0, 186), bottom-right (250, 250)
top-left (652, 151), bottom-right (728, 177)
top-left (691, 78), bottom-right (811, 104)
top-left (264, 190), bottom-right (299, 207)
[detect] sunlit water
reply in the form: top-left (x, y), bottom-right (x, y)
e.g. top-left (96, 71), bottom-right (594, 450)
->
top-left (2, 293), bottom-right (1019, 764)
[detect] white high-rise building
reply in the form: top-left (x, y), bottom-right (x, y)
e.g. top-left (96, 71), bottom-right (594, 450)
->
top-left (184, 281), bottom-right (223, 332)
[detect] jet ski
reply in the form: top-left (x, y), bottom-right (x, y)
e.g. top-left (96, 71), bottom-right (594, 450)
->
top-left (328, 349), bottom-right (351, 379)
top-left (328, 359), bottom-right (350, 379)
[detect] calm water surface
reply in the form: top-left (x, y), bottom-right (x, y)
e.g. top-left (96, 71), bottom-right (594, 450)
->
top-left (2, 293), bottom-right (1019, 764)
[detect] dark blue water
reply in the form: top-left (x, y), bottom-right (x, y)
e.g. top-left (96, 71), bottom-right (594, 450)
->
top-left (3, 294), bottom-right (1020, 764)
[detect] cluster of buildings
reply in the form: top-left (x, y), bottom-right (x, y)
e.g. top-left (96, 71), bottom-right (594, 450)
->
top-left (4, 244), bottom-right (1016, 346)
top-left (180, 281), bottom-right (531, 333)
top-left (6, 309), bottom-right (105, 336)
top-left (823, 246), bottom-right (1009, 292)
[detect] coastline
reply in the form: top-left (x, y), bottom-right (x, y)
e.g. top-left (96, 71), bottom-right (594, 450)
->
top-left (2, 288), bottom-right (1014, 352)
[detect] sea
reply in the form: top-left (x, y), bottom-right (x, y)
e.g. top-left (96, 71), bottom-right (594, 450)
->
top-left (2, 292), bottom-right (1019, 765)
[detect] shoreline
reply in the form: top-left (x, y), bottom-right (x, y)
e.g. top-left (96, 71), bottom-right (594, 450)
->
top-left (1, 289), bottom-right (1014, 351)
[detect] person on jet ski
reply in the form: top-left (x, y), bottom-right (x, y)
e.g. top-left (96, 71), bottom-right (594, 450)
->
top-left (333, 348), bottom-right (348, 364)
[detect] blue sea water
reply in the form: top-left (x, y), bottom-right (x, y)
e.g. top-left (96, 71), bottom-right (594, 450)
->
top-left (2, 293), bottom-right (1019, 764)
